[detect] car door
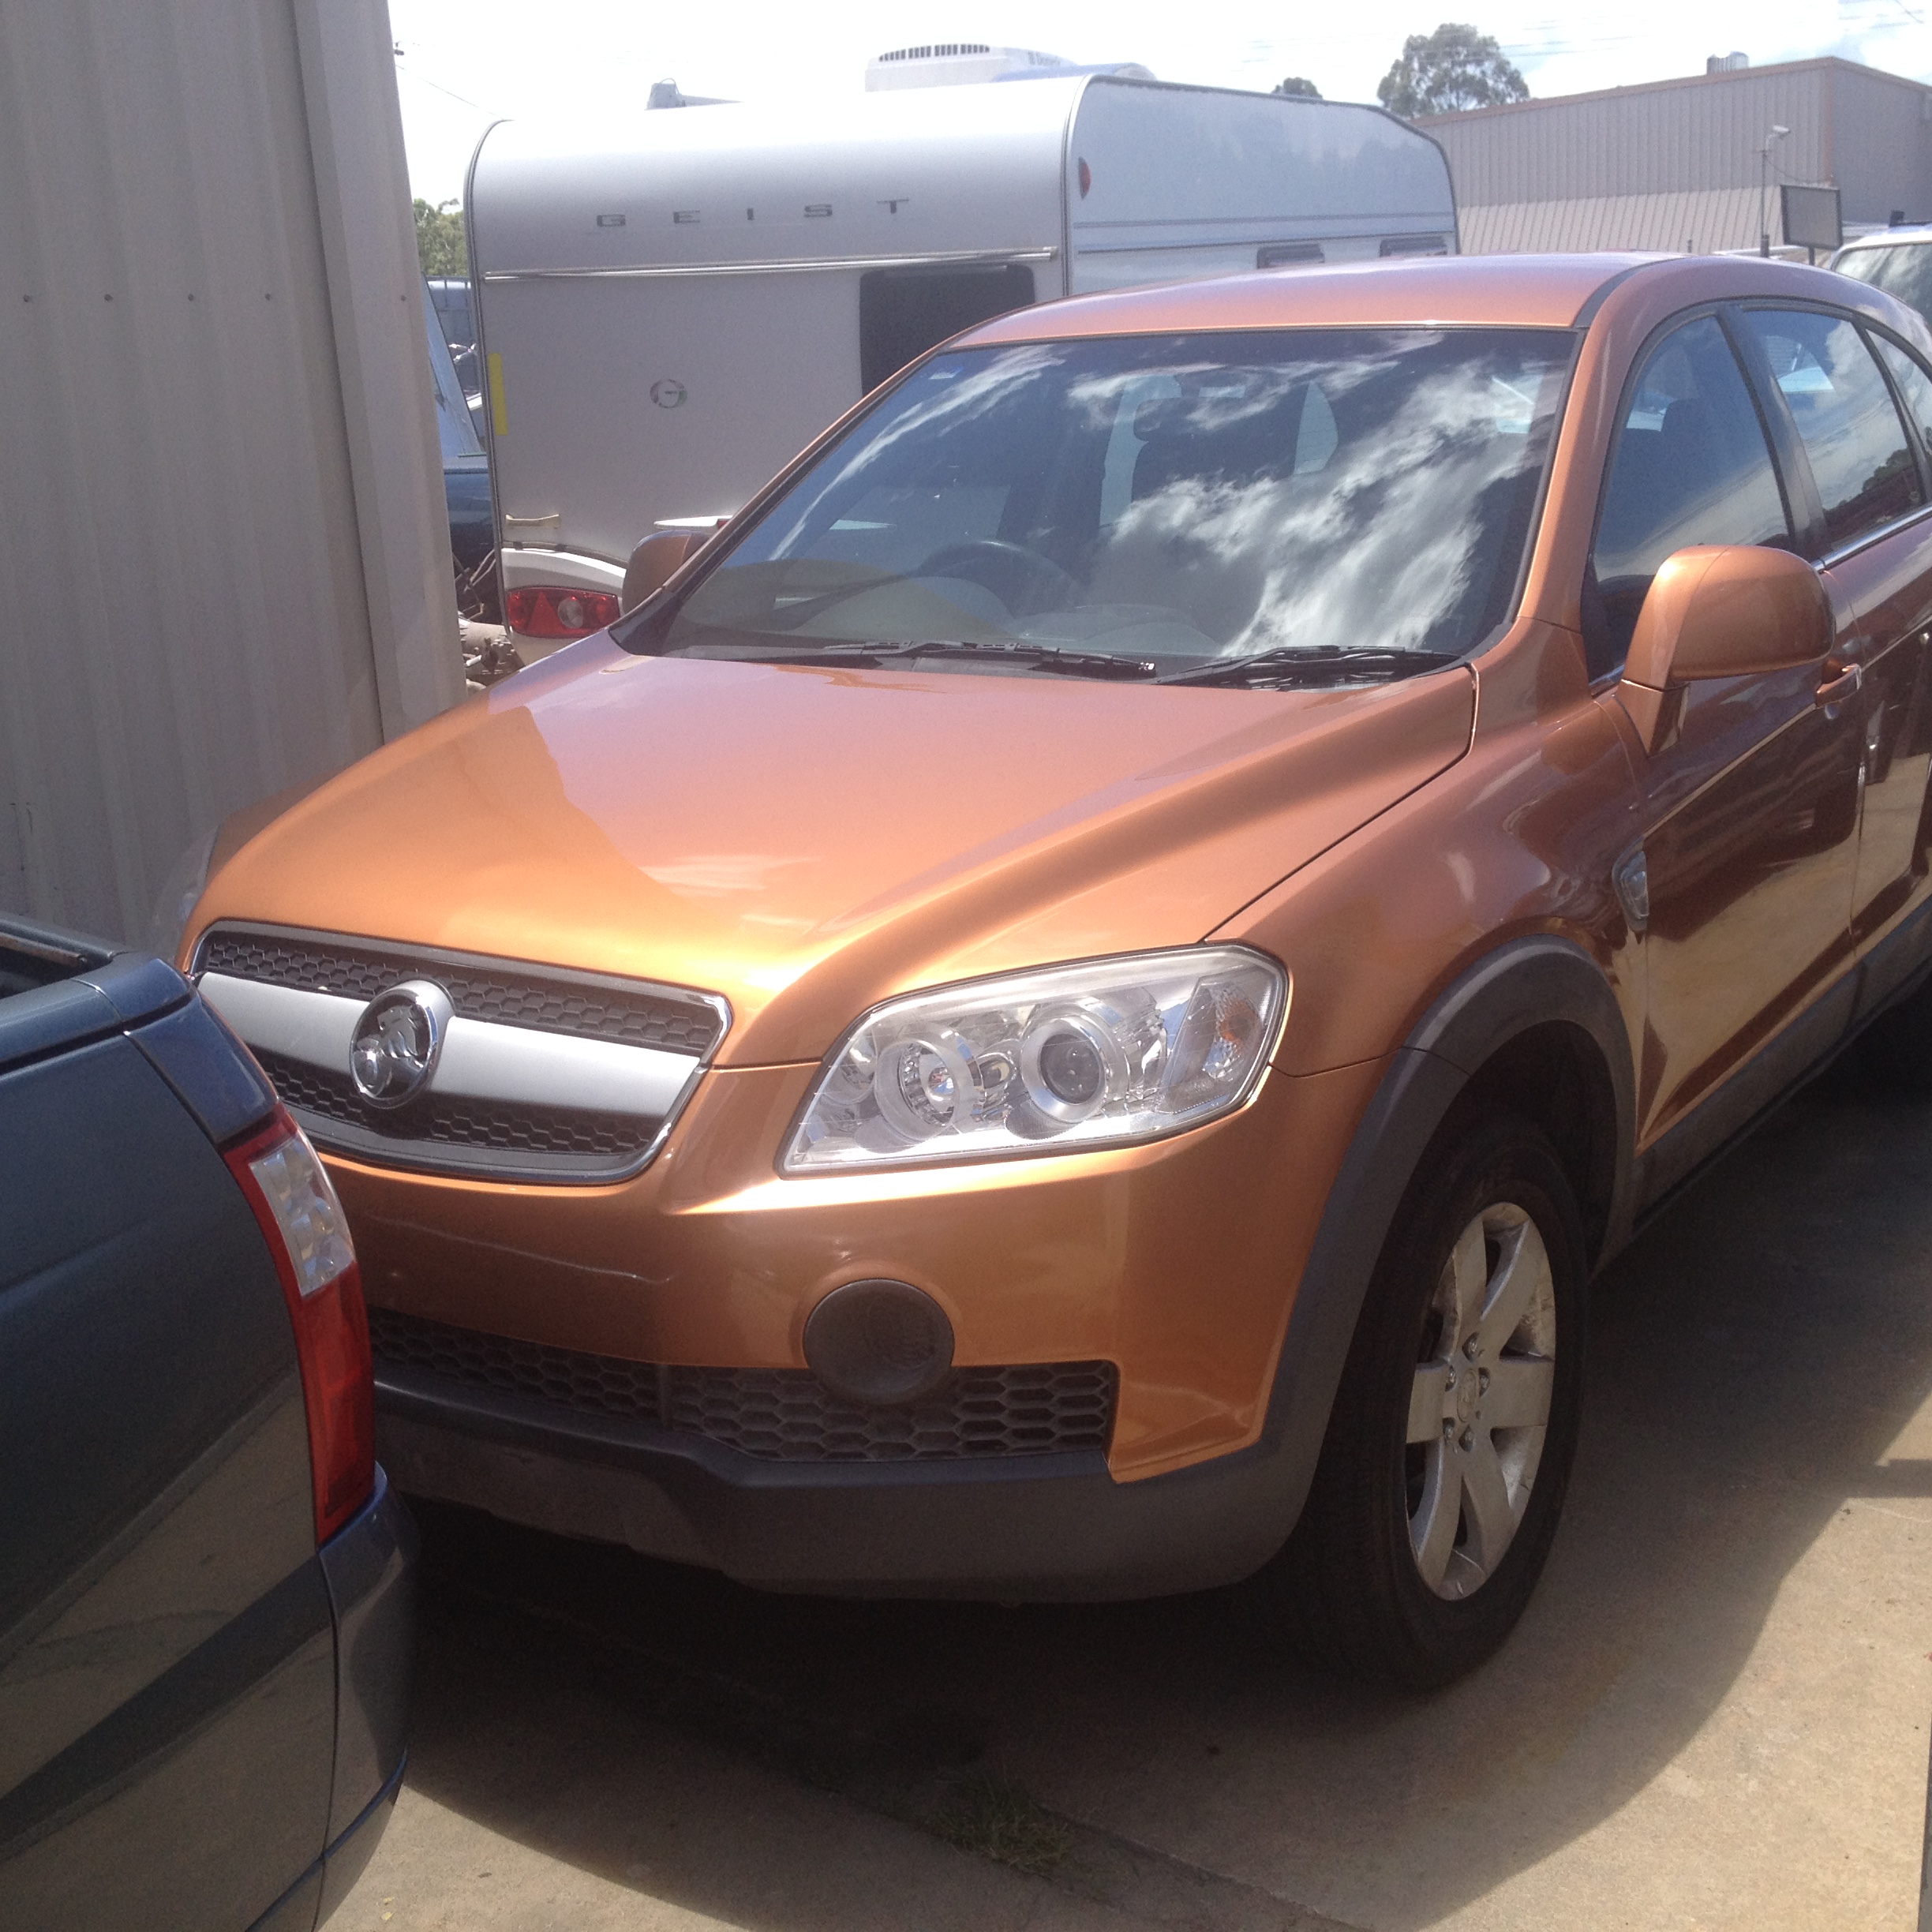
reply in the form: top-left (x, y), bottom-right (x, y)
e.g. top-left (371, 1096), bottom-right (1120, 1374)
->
top-left (1813, 323), bottom-right (1932, 1002)
top-left (1588, 310), bottom-right (1863, 1159)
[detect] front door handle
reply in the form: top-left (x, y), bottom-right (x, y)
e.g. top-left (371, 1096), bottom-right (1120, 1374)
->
top-left (1815, 660), bottom-right (1863, 710)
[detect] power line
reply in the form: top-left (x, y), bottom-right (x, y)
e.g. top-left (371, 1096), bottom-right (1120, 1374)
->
top-left (391, 51), bottom-right (498, 115)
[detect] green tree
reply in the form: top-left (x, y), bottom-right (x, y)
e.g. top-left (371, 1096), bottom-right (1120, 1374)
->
top-left (414, 197), bottom-right (468, 279)
top-left (1376, 24), bottom-right (1527, 118)
top-left (1273, 76), bottom-right (1322, 98)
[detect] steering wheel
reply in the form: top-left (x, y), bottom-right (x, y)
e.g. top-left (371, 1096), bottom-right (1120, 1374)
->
top-left (915, 539), bottom-right (1081, 617)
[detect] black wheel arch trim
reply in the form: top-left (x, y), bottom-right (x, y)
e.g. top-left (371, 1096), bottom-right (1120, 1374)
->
top-left (1252, 934), bottom-right (1635, 1551)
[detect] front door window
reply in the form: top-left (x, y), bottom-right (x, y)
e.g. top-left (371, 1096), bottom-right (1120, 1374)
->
top-left (1588, 315), bottom-right (1791, 677)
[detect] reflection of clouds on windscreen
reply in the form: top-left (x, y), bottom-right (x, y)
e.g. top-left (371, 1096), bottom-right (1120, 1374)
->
top-left (1105, 361), bottom-right (1545, 656)
top-left (678, 328), bottom-right (1571, 667)
top-left (759, 346), bottom-right (1065, 560)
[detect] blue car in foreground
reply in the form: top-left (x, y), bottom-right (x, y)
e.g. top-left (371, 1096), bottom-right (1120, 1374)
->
top-left (0, 915), bottom-right (414, 1931)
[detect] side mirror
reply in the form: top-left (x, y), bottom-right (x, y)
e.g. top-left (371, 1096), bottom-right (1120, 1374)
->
top-left (619, 520), bottom-right (729, 614)
top-left (1617, 545), bottom-right (1832, 753)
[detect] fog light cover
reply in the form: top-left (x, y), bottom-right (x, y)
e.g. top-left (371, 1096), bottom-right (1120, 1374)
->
top-left (783, 947), bottom-right (1286, 1173)
top-left (803, 1279), bottom-right (955, 1405)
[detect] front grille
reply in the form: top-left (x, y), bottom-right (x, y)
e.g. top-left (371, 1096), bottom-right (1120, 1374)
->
top-left (260, 1050), bottom-right (657, 1159)
top-left (197, 926), bottom-right (724, 1056)
top-left (370, 1306), bottom-right (1118, 1463)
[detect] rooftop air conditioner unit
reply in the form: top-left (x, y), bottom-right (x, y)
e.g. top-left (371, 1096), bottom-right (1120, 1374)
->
top-left (866, 44), bottom-right (1069, 89)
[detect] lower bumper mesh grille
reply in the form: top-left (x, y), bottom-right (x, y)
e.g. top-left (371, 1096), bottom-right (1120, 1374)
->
top-left (369, 1306), bottom-right (1117, 1463)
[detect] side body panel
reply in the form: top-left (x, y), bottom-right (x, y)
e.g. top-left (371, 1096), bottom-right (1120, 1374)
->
top-left (484, 270), bottom-right (863, 563)
top-left (0, 1037), bottom-right (332, 1931)
top-left (1628, 668), bottom-right (1862, 1143)
top-left (1829, 519), bottom-right (1932, 991)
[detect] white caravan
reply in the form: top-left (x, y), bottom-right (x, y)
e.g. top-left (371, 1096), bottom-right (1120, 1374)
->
top-left (467, 77), bottom-right (1458, 624)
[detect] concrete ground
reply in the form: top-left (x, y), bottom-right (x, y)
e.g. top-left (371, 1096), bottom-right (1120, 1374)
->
top-left (336, 1078), bottom-right (1932, 1932)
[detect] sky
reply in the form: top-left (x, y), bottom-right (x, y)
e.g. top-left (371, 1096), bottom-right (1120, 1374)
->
top-left (390, 0), bottom-right (1932, 205)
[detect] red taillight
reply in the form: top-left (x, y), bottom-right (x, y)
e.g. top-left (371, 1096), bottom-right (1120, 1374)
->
top-left (224, 1108), bottom-right (374, 1544)
top-left (505, 585), bottom-right (622, 638)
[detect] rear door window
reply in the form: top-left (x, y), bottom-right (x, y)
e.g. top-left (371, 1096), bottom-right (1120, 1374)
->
top-left (1741, 309), bottom-right (1924, 551)
top-left (1589, 315), bottom-right (1791, 674)
top-left (1874, 334), bottom-right (1932, 465)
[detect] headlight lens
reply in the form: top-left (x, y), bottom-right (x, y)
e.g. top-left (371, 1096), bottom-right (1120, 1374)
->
top-left (781, 947), bottom-right (1287, 1174)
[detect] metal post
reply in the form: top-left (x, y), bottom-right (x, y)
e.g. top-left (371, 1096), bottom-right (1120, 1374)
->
top-left (1760, 126), bottom-right (1789, 260)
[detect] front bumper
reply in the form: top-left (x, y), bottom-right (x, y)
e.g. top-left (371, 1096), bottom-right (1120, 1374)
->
top-left (346, 1057), bottom-right (1388, 1598)
top-left (375, 1365), bottom-right (1305, 1601)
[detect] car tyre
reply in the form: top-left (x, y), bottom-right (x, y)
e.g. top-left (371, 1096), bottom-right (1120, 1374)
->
top-left (1262, 1110), bottom-right (1588, 1690)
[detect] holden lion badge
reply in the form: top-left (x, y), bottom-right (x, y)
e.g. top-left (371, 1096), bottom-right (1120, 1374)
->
top-left (650, 379), bottom-right (687, 409)
top-left (350, 980), bottom-right (452, 1108)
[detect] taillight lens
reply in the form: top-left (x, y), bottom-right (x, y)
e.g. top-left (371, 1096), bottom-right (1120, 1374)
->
top-left (225, 1108), bottom-right (375, 1544)
top-left (505, 585), bottom-right (621, 638)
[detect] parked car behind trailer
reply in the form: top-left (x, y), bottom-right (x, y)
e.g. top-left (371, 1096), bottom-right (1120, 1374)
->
top-left (1833, 224), bottom-right (1932, 323)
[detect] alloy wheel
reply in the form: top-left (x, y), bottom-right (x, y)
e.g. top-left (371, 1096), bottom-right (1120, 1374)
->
top-left (1405, 1202), bottom-right (1557, 1600)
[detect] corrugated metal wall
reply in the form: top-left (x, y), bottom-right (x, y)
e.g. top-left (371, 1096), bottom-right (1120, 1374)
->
top-left (1423, 58), bottom-right (1932, 254)
top-left (1460, 187), bottom-right (1769, 256)
top-left (0, 0), bottom-right (460, 942)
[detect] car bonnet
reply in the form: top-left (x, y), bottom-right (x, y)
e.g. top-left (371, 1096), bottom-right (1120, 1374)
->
top-left (190, 638), bottom-right (1476, 1067)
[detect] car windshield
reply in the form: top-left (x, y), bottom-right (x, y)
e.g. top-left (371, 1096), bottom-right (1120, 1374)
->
top-left (1836, 242), bottom-right (1932, 320)
top-left (626, 327), bottom-right (1576, 687)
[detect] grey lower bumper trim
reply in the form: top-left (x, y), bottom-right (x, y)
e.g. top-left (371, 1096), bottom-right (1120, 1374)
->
top-left (375, 1368), bottom-right (1309, 1601)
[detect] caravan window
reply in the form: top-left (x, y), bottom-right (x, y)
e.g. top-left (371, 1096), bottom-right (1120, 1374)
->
top-left (646, 327), bottom-right (1574, 684)
top-left (859, 264), bottom-right (1036, 393)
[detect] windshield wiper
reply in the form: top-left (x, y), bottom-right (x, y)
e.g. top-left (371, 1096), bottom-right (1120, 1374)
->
top-left (1159, 646), bottom-right (1464, 690)
top-left (738, 638), bottom-right (1159, 680)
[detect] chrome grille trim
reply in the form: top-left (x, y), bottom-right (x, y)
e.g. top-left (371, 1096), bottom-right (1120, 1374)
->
top-left (193, 922), bottom-right (729, 1185)
top-left (199, 974), bottom-right (698, 1118)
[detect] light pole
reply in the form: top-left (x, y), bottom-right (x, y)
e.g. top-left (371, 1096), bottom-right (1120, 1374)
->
top-left (1760, 124), bottom-right (1790, 257)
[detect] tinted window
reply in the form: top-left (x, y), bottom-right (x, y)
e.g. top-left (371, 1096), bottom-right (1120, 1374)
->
top-left (651, 328), bottom-right (1576, 682)
top-left (1589, 316), bottom-right (1789, 674)
top-left (1837, 243), bottom-right (1932, 323)
top-left (1875, 334), bottom-right (1932, 460)
top-left (1743, 309), bottom-right (1923, 550)
top-left (859, 264), bottom-right (1035, 394)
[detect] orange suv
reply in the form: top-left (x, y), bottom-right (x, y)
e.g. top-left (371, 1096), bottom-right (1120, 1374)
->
top-left (186, 253), bottom-right (1932, 1686)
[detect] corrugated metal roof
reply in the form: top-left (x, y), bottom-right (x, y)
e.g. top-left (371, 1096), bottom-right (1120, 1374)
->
top-left (1462, 186), bottom-right (1773, 256)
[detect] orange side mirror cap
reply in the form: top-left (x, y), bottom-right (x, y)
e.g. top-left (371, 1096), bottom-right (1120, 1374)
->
top-left (1617, 545), bottom-right (1831, 753)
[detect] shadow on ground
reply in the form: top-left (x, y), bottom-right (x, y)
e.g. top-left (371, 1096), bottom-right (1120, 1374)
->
top-left (390, 1084), bottom-right (1932, 1930)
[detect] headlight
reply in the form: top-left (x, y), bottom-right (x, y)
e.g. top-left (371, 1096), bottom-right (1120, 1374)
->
top-left (781, 947), bottom-right (1287, 1174)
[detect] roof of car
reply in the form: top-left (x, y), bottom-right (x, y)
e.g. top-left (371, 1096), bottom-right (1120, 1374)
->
top-left (1838, 227), bottom-right (1932, 249)
top-left (959, 252), bottom-right (1890, 343)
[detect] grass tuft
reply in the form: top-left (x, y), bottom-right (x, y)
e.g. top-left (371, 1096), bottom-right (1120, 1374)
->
top-left (928, 1771), bottom-right (1075, 1877)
